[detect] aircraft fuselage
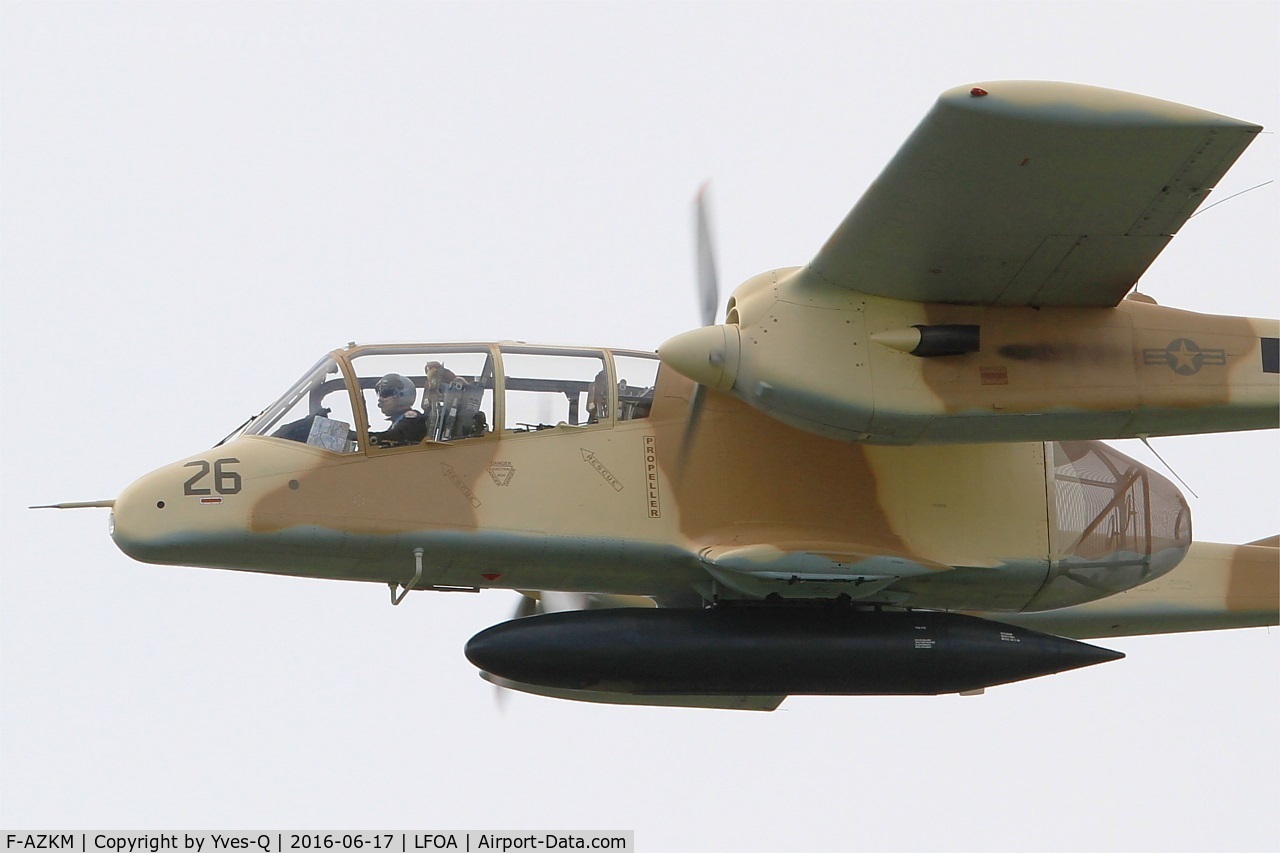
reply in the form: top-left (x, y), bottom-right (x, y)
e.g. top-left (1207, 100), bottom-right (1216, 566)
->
top-left (110, 341), bottom-right (1198, 616)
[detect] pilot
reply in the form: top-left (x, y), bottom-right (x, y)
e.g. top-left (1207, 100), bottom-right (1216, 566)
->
top-left (368, 373), bottom-right (426, 447)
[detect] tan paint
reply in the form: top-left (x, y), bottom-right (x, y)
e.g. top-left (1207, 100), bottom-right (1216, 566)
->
top-left (653, 369), bottom-right (910, 557)
top-left (908, 299), bottom-right (1276, 419)
top-left (998, 540), bottom-right (1278, 639)
top-left (1226, 542), bottom-right (1280, 613)
top-left (661, 83), bottom-right (1274, 445)
top-left (106, 336), bottom-right (1275, 637)
top-left (664, 267), bottom-right (1276, 445)
top-left (107, 81), bottom-right (1276, 648)
top-left (863, 440), bottom-right (1050, 569)
top-left (252, 436), bottom-right (500, 536)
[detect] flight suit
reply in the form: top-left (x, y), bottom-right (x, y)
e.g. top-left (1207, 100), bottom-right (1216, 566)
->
top-left (370, 408), bottom-right (427, 447)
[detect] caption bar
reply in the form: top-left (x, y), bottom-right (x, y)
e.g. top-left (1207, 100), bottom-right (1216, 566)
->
top-left (3, 835), bottom-right (632, 853)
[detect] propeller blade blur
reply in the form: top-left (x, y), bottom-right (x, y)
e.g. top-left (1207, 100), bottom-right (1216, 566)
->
top-left (675, 185), bottom-right (724, 482)
top-left (695, 184), bottom-right (719, 327)
top-left (675, 383), bottom-right (707, 484)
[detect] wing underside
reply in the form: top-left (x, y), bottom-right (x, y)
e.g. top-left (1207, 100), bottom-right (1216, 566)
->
top-left (804, 81), bottom-right (1261, 306)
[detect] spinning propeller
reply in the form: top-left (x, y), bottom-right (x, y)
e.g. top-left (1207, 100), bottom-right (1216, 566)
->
top-left (491, 187), bottom-right (727, 706)
top-left (661, 185), bottom-right (731, 480)
top-left (694, 184), bottom-right (720, 329)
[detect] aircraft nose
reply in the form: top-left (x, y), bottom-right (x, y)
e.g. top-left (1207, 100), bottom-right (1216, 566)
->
top-left (109, 469), bottom-right (174, 563)
top-left (110, 460), bottom-right (238, 565)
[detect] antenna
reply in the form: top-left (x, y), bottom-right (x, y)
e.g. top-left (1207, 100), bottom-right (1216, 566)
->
top-left (1189, 180), bottom-right (1273, 219)
top-left (1137, 435), bottom-right (1199, 499)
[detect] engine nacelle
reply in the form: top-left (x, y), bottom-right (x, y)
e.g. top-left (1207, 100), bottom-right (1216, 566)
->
top-left (659, 268), bottom-right (1278, 445)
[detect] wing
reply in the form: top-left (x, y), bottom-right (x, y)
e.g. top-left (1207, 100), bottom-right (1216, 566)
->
top-left (803, 81), bottom-right (1261, 307)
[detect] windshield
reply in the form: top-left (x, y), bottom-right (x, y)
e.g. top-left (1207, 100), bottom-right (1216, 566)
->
top-left (242, 356), bottom-right (360, 453)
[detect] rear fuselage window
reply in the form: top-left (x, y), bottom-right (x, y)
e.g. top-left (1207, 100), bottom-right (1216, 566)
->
top-left (612, 353), bottom-right (659, 420)
top-left (500, 349), bottom-right (609, 432)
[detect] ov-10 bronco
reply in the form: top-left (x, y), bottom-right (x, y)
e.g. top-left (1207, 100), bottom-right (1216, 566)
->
top-left (43, 81), bottom-right (1278, 710)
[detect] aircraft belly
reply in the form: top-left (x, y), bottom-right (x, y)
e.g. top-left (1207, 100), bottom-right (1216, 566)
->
top-left (877, 560), bottom-right (1051, 612)
top-left (132, 524), bottom-right (701, 597)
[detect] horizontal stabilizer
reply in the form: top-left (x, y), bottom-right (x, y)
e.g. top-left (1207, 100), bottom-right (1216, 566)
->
top-left (993, 539), bottom-right (1279, 639)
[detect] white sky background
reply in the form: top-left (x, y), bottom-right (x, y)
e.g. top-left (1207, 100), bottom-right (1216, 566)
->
top-left (1, 2), bottom-right (1276, 850)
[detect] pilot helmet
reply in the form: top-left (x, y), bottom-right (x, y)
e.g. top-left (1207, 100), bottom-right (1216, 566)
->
top-left (374, 373), bottom-right (416, 411)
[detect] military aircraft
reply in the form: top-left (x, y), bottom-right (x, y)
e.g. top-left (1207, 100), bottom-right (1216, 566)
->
top-left (39, 81), bottom-right (1278, 710)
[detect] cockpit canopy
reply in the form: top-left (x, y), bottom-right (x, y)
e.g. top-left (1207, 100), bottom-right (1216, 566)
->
top-left (236, 343), bottom-right (660, 453)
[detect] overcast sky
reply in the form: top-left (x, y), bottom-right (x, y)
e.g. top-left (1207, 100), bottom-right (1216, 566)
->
top-left (2, 3), bottom-right (1276, 851)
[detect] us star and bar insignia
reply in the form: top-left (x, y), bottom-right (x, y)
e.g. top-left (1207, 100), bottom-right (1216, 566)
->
top-left (1142, 338), bottom-right (1227, 376)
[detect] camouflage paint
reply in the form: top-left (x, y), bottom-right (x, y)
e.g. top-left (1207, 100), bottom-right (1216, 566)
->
top-left (110, 341), bottom-right (1249, 622)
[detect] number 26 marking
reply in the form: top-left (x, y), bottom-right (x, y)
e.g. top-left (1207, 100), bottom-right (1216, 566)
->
top-left (183, 458), bottom-right (242, 495)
